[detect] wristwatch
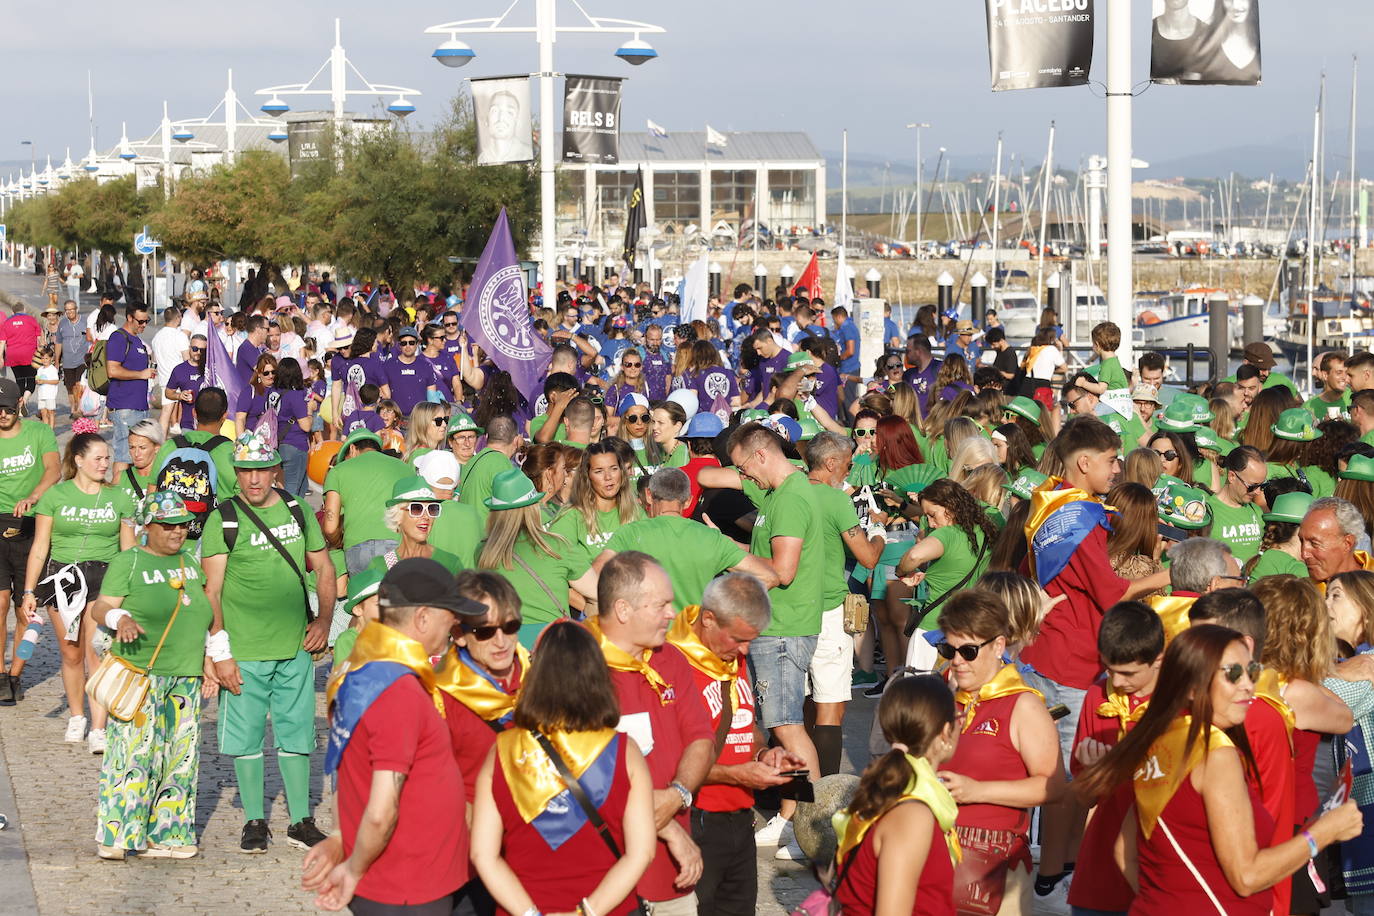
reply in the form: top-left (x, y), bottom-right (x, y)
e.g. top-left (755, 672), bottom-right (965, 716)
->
top-left (669, 780), bottom-right (692, 810)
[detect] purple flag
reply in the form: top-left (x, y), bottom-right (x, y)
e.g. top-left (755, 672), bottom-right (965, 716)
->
top-left (461, 208), bottom-right (550, 403)
top-left (204, 321), bottom-right (243, 413)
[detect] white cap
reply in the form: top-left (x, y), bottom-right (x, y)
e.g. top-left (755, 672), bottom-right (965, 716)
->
top-left (665, 388), bottom-right (699, 419)
top-left (414, 450), bottom-right (462, 492)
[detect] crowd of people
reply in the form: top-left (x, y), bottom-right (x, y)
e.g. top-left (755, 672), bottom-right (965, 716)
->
top-left (1, 265), bottom-right (1374, 916)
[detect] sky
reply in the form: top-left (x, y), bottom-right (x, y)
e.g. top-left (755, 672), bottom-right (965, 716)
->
top-left (1, 0), bottom-right (1371, 181)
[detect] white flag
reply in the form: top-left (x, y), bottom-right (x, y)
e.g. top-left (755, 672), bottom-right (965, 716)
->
top-left (679, 253), bottom-right (711, 325)
top-left (647, 120), bottom-right (668, 138)
top-left (705, 125), bottom-right (728, 149)
top-left (834, 248), bottom-right (854, 310)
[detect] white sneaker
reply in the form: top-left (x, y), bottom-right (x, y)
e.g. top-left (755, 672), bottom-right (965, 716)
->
top-left (1033, 874), bottom-right (1073, 916)
top-left (754, 814), bottom-right (793, 847)
top-left (87, 729), bottom-right (107, 755)
top-left (775, 838), bottom-right (808, 861)
top-left (64, 716), bottom-right (88, 743)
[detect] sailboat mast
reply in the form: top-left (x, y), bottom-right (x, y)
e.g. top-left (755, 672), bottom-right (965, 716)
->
top-left (1037, 122), bottom-right (1056, 303)
top-left (1350, 56), bottom-right (1360, 313)
top-left (1309, 102), bottom-right (1321, 394)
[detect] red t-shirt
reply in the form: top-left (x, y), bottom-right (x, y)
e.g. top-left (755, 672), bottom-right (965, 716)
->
top-left (338, 676), bottom-right (469, 905)
top-left (681, 454), bottom-right (720, 517)
top-left (441, 664), bottom-right (523, 801)
top-left (686, 667), bottom-right (756, 812)
top-left (2, 314), bottom-right (41, 367)
top-left (1245, 698), bottom-right (1296, 916)
top-left (607, 642), bottom-right (715, 902)
top-left (1020, 526), bottom-right (1129, 688)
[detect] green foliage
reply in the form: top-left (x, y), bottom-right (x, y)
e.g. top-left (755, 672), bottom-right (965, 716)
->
top-left (7, 176), bottom-right (158, 254)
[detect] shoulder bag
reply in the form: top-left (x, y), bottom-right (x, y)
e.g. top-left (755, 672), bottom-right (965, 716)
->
top-left (902, 534), bottom-right (990, 638)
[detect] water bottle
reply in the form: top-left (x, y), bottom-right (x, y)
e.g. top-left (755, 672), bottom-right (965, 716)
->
top-left (15, 621), bottom-right (40, 661)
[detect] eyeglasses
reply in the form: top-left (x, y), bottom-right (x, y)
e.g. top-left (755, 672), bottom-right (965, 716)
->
top-left (259, 370), bottom-right (275, 378)
top-left (1062, 396), bottom-right (1084, 410)
top-left (462, 619), bottom-right (522, 641)
top-left (1229, 471), bottom-right (1265, 493)
top-left (622, 361), bottom-right (642, 368)
top-left (1153, 449), bottom-right (1179, 462)
top-left (443, 321), bottom-right (459, 328)
top-left (406, 502), bottom-right (442, 518)
top-left (1219, 660), bottom-right (1263, 684)
top-left (433, 416), bottom-right (450, 428)
top-left (854, 428), bottom-right (876, 437)
top-left (133, 317), bottom-right (149, 326)
top-left (401, 339), bottom-right (418, 347)
top-left (191, 347), bottom-right (206, 355)
top-left (885, 363), bottom-right (903, 371)
top-left (936, 636), bottom-right (997, 662)
top-left (160, 521), bottom-right (192, 530)
top-left (623, 412), bottom-right (650, 423)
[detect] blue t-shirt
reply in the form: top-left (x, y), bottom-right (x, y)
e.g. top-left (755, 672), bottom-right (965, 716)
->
top-left (883, 317), bottom-right (901, 346)
top-left (106, 328), bottom-right (149, 411)
top-left (832, 319), bottom-right (860, 375)
top-left (165, 360), bottom-right (203, 429)
top-left (382, 357), bottom-right (435, 414)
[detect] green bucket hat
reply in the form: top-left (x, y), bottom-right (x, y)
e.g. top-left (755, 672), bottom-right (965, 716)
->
top-left (1150, 473), bottom-right (1188, 500)
top-left (1271, 408), bottom-right (1319, 442)
top-left (1173, 392), bottom-right (1214, 424)
top-left (786, 351), bottom-right (819, 373)
top-left (1156, 479), bottom-right (1212, 530)
top-left (739, 408), bottom-right (769, 423)
top-left (1154, 401), bottom-right (1200, 433)
top-left (386, 476), bottom-right (441, 507)
top-left (1340, 454), bottom-right (1374, 482)
top-left (1262, 490), bottom-right (1316, 524)
top-left (484, 467), bottom-right (544, 510)
top-left (339, 427), bottom-right (383, 456)
top-left (446, 412), bottom-right (484, 437)
top-left (345, 564), bottom-right (385, 615)
top-left (797, 416), bottom-right (821, 441)
top-left (138, 490), bottom-right (196, 527)
top-left (231, 430), bottom-right (281, 469)
top-left (1004, 468), bottom-right (1049, 501)
top-left (1005, 396), bottom-right (1041, 423)
top-left (1193, 427), bottom-right (1235, 457)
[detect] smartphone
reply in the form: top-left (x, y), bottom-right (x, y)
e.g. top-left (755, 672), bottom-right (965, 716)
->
top-left (1047, 703), bottom-right (1070, 721)
top-left (778, 772), bottom-right (814, 803)
top-left (779, 769), bottom-right (810, 779)
top-left (1157, 522), bottom-right (1186, 542)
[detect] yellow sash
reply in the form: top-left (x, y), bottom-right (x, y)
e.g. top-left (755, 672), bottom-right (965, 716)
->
top-left (834, 754), bottom-right (962, 868)
top-left (667, 606), bottom-right (737, 712)
top-left (1096, 685), bottom-right (1149, 738)
top-left (1253, 668), bottom-right (1296, 750)
top-left (495, 727), bottom-right (618, 825)
top-left (1148, 594), bottom-right (1196, 645)
top-left (586, 616), bottom-right (671, 704)
top-left (1133, 714), bottom-right (1235, 838)
top-left (1022, 345), bottom-right (1049, 373)
top-left (325, 621), bottom-right (446, 718)
top-left (955, 664), bottom-right (1041, 733)
top-left (433, 644), bottom-right (530, 723)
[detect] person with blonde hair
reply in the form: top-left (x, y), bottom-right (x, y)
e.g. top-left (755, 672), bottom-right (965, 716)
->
top-left (974, 570), bottom-right (1059, 658)
top-left (548, 438), bottom-right (643, 556)
top-left (1122, 447), bottom-right (1164, 488)
top-left (404, 401), bottom-right (449, 467)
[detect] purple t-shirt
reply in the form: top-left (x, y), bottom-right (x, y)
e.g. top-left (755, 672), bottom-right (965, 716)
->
top-left (273, 388), bottom-right (310, 451)
top-left (331, 354), bottom-right (384, 388)
top-left (811, 362), bottom-right (842, 417)
top-left (235, 339), bottom-right (264, 386)
top-left (747, 350), bottom-right (790, 400)
top-left (903, 358), bottom-right (943, 411)
top-left (106, 328), bottom-right (149, 411)
top-left (347, 410), bottom-right (385, 435)
top-left (642, 347), bottom-right (672, 401)
top-left (442, 337), bottom-right (465, 361)
top-left (166, 360), bottom-right (203, 429)
top-left (383, 357), bottom-right (435, 415)
top-left (681, 367), bottom-right (738, 424)
top-left (425, 354), bottom-right (458, 401)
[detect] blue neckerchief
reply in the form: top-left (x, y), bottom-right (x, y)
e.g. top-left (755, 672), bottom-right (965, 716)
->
top-left (531, 734), bottom-right (621, 850)
top-left (324, 661), bottom-right (414, 778)
top-left (459, 646), bottom-right (518, 727)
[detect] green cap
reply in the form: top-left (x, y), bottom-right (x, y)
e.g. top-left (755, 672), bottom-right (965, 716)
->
top-left (1193, 427), bottom-right (1235, 456)
top-left (740, 408), bottom-right (769, 423)
top-left (1173, 392), bottom-right (1214, 424)
top-left (1156, 480), bottom-right (1212, 530)
top-left (339, 427), bottom-right (383, 456)
top-left (386, 476), bottom-right (441, 507)
top-left (797, 416), bottom-right (821, 441)
top-left (137, 490), bottom-right (196, 527)
top-left (1005, 396), bottom-right (1041, 423)
top-left (345, 564), bottom-right (385, 615)
top-left (786, 351), bottom-right (818, 372)
top-left (1004, 468), bottom-right (1049, 501)
top-left (446, 412), bottom-right (484, 437)
top-left (231, 430), bottom-right (281, 469)
top-left (1262, 490), bottom-right (1315, 524)
top-left (484, 467), bottom-right (543, 510)
top-left (1340, 453), bottom-right (1374, 482)
top-left (1271, 408), bottom-right (1319, 442)
top-left (1154, 400), bottom-right (1200, 433)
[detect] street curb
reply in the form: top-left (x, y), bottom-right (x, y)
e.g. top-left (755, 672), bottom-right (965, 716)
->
top-left (0, 712), bottom-right (41, 916)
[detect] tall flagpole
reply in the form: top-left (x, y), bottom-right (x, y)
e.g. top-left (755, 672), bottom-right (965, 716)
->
top-left (1308, 101), bottom-right (1321, 394)
top-left (1106, 0), bottom-right (1134, 369)
top-left (841, 130), bottom-right (848, 273)
top-left (1037, 121), bottom-right (1056, 304)
top-left (1349, 57), bottom-right (1359, 315)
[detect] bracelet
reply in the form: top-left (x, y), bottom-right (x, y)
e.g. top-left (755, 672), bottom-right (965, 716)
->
top-left (578, 899), bottom-right (599, 916)
top-left (104, 608), bottom-right (131, 630)
top-left (519, 908), bottom-right (541, 916)
top-left (205, 629), bottom-right (233, 663)
top-left (1302, 828), bottom-right (1319, 859)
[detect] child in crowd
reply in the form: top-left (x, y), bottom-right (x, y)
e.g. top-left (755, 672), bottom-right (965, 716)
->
top-left (376, 398), bottom-right (406, 452)
top-left (348, 384), bottom-right (385, 436)
top-left (33, 347), bottom-right (59, 429)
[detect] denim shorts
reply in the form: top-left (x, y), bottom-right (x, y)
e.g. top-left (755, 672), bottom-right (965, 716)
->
top-left (1020, 667), bottom-right (1088, 777)
top-left (111, 408), bottom-right (149, 464)
top-left (747, 634), bottom-right (818, 729)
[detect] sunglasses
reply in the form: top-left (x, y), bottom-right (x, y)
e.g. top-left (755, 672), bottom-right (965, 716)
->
top-left (1219, 660), bottom-right (1263, 684)
top-left (406, 502), bottom-right (442, 518)
top-left (443, 322), bottom-right (459, 328)
top-left (936, 636), bottom-right (996, 662)
top-left (158, 521), bottom-right (192, 530)
top-left (885, 363), bottom-right (903, 371)
top-left (1153, 449), bottom-right (1179, 462)
top-left (622, 361), bottom-right (643, 368)
top-left (433, 417), bottom-right (450, 428)
top-left (133, 317), bottom-right (149, 326)
top-left (1230, 471), bottom-right (1265, 493)
top-left (462, 619), bottom-right (522, 641)
top-left (854, 428), bottom-right (876, 437)
top-left (623, 412), bottom-right (650, 423)
top-left (0, 407), bottom-right (17, 416)
top-left (191, 347), bottom-right (206, 355)
top-left (259, 370), bottom-right (275, 378)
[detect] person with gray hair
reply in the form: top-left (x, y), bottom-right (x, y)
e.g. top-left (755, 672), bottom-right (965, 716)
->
top-left (117, 418), bottom-right (166, 506)
top-left (1167, 538), bottom-right (1241, 595)
top-left (593, 468), bottom-right (778, 612)
top-left (665, 571), bottom-right (805, 915)
top-left (1300, 496), bottom-right (1374, 583)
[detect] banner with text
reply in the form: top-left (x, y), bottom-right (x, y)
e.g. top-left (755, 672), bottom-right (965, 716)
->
top-left (472, 76), bottom-right (535, 165)
top-left (985, 0), bottom-right (1094, 91)
top-left (1150, 0), bottom-right (1261, 86)
top-left (562, 76), bottom-right (623, 165)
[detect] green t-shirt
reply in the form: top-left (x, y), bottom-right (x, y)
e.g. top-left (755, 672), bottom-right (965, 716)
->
top-left (810, 481), bottom-right (866, 609)
top-left (363, 547), bottom-right (464, 582)
top-left (482, 534), bottom-right (588, 640)
top-left (547, 504), bottom-right (644, 562)
top-left (458, 447), bottom-right (516, 524)
top-left (924, 439), bottom-right (950, 477)
top-left (1266, 463), bottom-right (1335, 499)
top-left (1305, 390), bottom-right (1351, 420)
top-left (116, 465), bottom-right (158, 508)
top-left (103, 548), bottom-right (213, 676)
top-left (152, 431), bottom-right (239, 507)
top-left (1362, 429), bottom-right (1374, 450)
top-left (201, 495), bottom-right (326, 661)
top-left (750, 471), bottom-right (825, 637)
top-left (1086, 355), bottom-right (1130, 390)
top-left (1204, 495), bottom-right (1263, 562)
top-left (408, 447), bottom-right (434, 471)
top-left (0, 421), bottom-right (58, 516)
top-left (35, 481), bottom-right (135, 563)
top-left (1249, 548), bottom-right (1308, 581)
top-left (605, 514), bottom-right (746, 612)
top-left (324, 449), bottom-right (412, 549)
top-left (1263, 372), bottom-right (1299, 397)
top-left (428, 499), bottom-right (485, 569)
top-left (917, 525), bottom-right (989, 628)
top-left (1103, 411), bottom-right (1148, 453)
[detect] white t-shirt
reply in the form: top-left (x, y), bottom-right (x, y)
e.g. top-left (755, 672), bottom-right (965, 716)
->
top-left (151, 326), bottom-right (190, 387)
top-left (1028, 345), bottom-right (1065, 380)
top-left (35, 365), bottom-right (59, 407)
top-left (65, 265), bottom-right (84, 285)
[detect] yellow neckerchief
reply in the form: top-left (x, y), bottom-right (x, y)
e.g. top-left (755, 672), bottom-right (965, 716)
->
top-left (1148, 594), bottom-right (1197, 646)
top-left (955, 663), bottom-right (1041, 733)
top-left (1022, 345), bottom-right (1049, 372)
top-left (834, 754), bottom-right (962, 870)
top-left (325, 620), bottom-right (445, 718)
top-left (585, 615), bottom-right (671, 704)
top-left (495, 727), bottom-right (618, 825)
top-left (1096, 684), bottom-right (1150, 739)
top-left (1133, 713), bottom-right (1235, 838)
top-left (1253, 667), bottom-right (1296, 749)
top-left (1024, 478), bottom-right (1107, 581)
top-left (433, 643), bottom-right (530, 723)
top-left (667, 605), bottom-right (737, 712)
top-left (1316, 551), bottom-right (1374, 593)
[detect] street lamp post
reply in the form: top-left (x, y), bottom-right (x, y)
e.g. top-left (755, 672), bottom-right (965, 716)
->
top-left (906, 122), bottom-right (930, 256)
top-left (425, 0), bottom-right (666, 303)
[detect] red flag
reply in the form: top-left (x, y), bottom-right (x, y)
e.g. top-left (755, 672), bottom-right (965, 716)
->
top-left (789, 252), bottom-right (823, 302)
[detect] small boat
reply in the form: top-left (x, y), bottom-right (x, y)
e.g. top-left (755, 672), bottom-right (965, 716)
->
top-left (1137, 287), bottom-right (1232, 350)
top-left (1272, 299), bottom-right (1374, 367)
